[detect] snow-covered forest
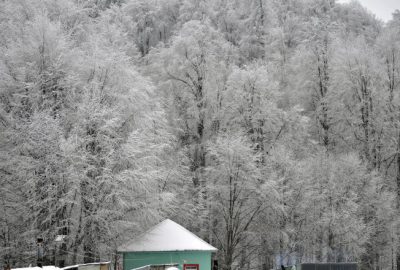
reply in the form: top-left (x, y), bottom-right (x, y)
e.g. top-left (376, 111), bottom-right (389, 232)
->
top-left (0, 0), bottom-right (400, 269)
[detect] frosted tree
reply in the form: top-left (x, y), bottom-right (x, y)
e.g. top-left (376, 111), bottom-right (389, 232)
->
top-left (1, 0), bottom-right (400, 269)
top-left (294, 0), bottom-right (337, 149)
top-left (331, 37), bottom-right (384, 169)
top-left (376, 14), bottom-right (400, 270)
top-left (206, 135), bottom-right (275, 270)
top-left (221, 62), bottom-right (283, 158)
top-left (0, 0), bottom-right (181, 265)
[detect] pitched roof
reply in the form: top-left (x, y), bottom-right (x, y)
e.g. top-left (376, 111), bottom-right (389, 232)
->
top-left (117, 219), bottom-right (217, 252)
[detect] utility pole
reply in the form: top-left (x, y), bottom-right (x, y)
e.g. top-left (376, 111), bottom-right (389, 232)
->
top-left (37, 237), bottom-right (44, 267)
top-left (114, 253), bottom-right (120, 270)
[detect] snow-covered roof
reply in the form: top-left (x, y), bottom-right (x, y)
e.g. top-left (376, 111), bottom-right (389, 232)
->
top-left (62, 262), bottom-right (110, 270)
top-left (12, 266), bottom-right (61, 270)
top-left (118, 219), bottom-right (217, 252)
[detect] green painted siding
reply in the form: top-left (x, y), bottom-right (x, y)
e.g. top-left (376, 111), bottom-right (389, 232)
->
top-left (121, 251), bottom-right (212, 270)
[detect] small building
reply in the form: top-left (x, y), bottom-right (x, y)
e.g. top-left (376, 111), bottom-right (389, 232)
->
top-left (279, 262), bottom-right (357, 270)
top-left (117, 219), bottom-right (217, 270)
top-left (294, 263), bottom-right (357, 270)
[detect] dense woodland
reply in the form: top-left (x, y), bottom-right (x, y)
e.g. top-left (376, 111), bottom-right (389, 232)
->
top-left (1, 0), bottom-right (400, 270)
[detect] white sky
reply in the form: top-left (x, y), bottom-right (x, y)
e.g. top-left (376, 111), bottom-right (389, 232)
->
top-left (337, 0), bottom-right (400, 22)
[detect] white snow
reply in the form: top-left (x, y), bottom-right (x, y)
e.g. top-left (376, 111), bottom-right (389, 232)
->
top-left (55, 235), bottom-right (67, 242)
top-left (117, 219), bottom-right (217, 252)
top-left (13, 266), bottom-right (61, 270)
top-left (165, 267), bottom-right (179, 270)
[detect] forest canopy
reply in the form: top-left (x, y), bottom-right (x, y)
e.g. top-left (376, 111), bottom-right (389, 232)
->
top-left (0, 1), bottom-right (400, 270)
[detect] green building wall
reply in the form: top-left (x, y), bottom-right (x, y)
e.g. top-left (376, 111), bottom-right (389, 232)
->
top-left (121, 251), bottom-right (212, 270)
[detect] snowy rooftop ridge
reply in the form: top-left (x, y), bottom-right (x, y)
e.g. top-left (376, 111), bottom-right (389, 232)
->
top-left (117, 219), bottom-right (217, 252)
